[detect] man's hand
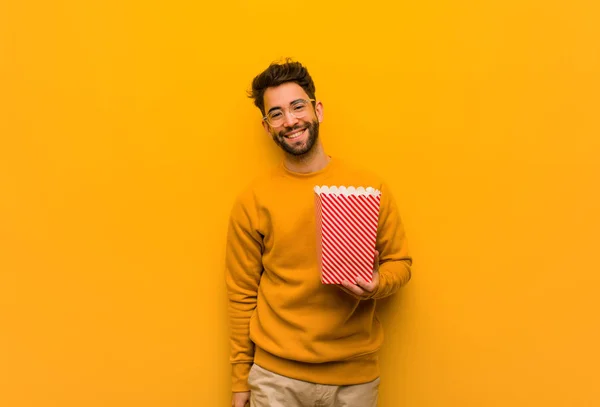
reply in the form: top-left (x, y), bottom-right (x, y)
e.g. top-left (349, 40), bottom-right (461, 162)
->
top-left (231, 391), bottom-right (250, 407)
top-left (339, 250), bottom-right (380, 299)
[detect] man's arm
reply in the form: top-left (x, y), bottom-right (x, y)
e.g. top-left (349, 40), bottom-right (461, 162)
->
top-left (338, 181), bottom-right (411, 300)
top-left (225, 192), bottom-right (264, 392)
top-left (369, 181), bottom-right (412, 299)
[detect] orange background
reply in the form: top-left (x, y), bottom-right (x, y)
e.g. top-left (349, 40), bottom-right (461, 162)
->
top-left (1, 0), bottom-right (599, 406)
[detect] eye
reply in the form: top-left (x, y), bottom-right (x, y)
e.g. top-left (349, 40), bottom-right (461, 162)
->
top-left (292, 103), bottom-right (306, 111)
top-left (270, 111), bottom-right (283, 119)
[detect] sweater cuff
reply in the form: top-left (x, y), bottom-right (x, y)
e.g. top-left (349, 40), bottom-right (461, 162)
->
top-left (370, 261), bottom-right (411, 300)
top-left (231, 363), bottom-right (252, 392)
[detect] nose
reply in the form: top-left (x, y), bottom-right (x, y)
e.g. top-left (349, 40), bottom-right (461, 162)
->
top-left (282, 110), bottom-right (299, 127)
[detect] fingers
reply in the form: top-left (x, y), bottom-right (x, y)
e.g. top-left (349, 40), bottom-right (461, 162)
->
top-left (233, 399), bottom-right (249, 407)
top-left (341, 279), bottom-right (366, 297)
top-left (355, 277), bottom-right (375, 293)
top-left (337, 251), bottom-right (381, 299)
top-left (357, 270), bottom-right (379, 293)
top-left (232, 392), bottom-right (251, 407)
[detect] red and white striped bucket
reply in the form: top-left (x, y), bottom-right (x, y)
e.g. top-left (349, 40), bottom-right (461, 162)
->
top-left (314, 186), bottom-right (381, 284)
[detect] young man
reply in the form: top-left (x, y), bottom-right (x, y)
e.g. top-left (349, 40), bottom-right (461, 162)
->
top-left (225, 60), bottom-right (412, 407)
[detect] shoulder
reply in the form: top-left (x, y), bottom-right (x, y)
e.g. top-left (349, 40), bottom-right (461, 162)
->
top-left (230, 164), bottom-right (282, 210)
top-left (332, 156), bottom-right (403, 207)
top-left (333, 156), bottom-right (388, 189)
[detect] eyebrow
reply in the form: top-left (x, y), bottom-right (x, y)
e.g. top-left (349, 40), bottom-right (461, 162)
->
top-left (266, 98), bottom-right (304, 115)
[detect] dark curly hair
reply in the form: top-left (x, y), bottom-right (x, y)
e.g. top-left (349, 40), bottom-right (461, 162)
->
top-left (248, 58), bottom-right (316, 116)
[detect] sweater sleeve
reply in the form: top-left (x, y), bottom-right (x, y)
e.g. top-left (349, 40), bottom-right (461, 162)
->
top-left (370, 182), bottom-right (412, 299)
top-left (224, 191), bottom-right (264, 392)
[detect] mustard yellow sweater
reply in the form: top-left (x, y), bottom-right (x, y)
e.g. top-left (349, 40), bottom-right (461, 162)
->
top-left (225, 157), bottom-right (412, 392)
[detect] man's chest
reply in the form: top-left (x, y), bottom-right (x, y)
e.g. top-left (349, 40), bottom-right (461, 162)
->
top-left (259, 189), bottom-right (318, 252)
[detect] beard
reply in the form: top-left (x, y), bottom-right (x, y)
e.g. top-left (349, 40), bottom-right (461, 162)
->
top-left (271, 119), bottom-right (319, 157)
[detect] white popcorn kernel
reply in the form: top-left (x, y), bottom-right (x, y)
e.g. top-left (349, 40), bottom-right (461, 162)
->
top-left (314, 185), bottom-right (380, 196)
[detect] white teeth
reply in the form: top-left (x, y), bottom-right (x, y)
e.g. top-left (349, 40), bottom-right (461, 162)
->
top-left (286, 129), bottom-right (305, 139)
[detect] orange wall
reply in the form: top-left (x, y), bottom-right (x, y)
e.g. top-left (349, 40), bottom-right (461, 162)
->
top-left (1, 1), bottom-right (599, 406)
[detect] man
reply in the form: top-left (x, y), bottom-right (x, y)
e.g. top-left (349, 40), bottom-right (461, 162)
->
top-left (225, 59), bottom-right (412, 407)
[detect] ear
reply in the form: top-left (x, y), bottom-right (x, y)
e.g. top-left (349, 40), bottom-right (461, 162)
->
top-left (261, 119), bottom-right (271, 135)
top-left (315, 100), bottom-right (324, 123)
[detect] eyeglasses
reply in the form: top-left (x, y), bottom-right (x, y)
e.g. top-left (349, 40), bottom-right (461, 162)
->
top-left (263, 99), bottom-right (315, 127)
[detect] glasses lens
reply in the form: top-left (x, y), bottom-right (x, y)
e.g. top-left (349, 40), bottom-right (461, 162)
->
top-left (267, 100), bottom-right (311, 126)
top-left (268, 110), bottom-right (284, 127)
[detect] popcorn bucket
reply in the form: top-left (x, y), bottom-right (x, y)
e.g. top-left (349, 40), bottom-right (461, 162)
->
top-left (314, 186), bottom-right (381, 284)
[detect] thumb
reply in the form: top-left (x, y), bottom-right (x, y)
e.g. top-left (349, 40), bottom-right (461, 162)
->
top-left (373, 249), bottom-right (380, 270)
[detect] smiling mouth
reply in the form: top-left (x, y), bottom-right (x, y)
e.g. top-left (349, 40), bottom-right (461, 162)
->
top-left (284, 128), bottom-right (307, 140)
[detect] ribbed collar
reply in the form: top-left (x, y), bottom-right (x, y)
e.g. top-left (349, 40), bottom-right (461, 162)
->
top-left (278, 156), bottom-right (338, 180)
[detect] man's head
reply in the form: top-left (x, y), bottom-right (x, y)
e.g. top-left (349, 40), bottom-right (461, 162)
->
top-left (249, 59), bottom-right (324, 157)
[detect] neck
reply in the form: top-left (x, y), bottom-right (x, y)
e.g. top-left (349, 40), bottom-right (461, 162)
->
top-left (283, 141), bottom-right (330, 174)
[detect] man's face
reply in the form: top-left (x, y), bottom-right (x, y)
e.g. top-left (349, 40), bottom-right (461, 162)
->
top-left (262, 82), bottom-right (324, 156)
